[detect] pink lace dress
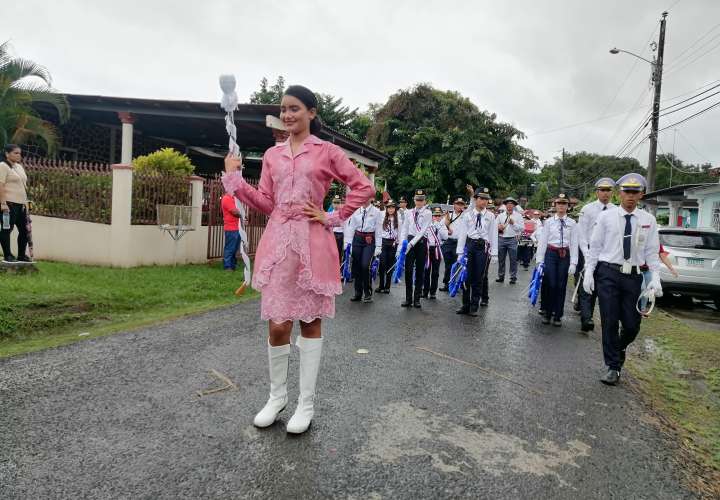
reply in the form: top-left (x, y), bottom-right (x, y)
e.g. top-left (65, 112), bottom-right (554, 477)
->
top-left (222, 134), bottom-right (374, 324)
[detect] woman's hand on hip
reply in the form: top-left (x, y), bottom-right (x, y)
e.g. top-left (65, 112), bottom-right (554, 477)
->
top-left (224, 153), bottom-right (242, 173)
top-left (302, 201), bottom-right (327, 225)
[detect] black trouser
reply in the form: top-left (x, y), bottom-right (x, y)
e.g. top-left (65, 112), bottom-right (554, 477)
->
top-left (518, 242), bottom-right (534, 267)
top-left (462, 238), bottom-right (489, 309)
top-left (441, 239), bottom-right (457, 286)
top-left (404, 236), bottom-right (427, 302)
top-left (352, 232), bottom-right (375, 297)
top-left (0, 202), bottom-right (29, 259)
top-left (577, 251), bottom-right (598, 323)
top-left (543, 248), bottom-right (570, 320)
top-left (334, 232), bottom-right (344, 266)
top-left (423, 244), bottom-right (442, 296)
top-left (379, 238), bottom-right (396, 290)
top-left (596, 262), bottom-right (643, 371)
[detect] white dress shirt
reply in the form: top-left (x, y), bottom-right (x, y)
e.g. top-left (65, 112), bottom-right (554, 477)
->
top-left (585, 206), bottom-right (661, 274)
top-left (344, 205), bottom-right (383, 250)
top-left (426, 220), bottom-right (449, 247)
top-left (496, 209), bottom-right (524, 238)
top-left (380, 217), bottom-right (400, 241)
top-left (444, 209), bottom-right (466, 240)
top-left (399, 206), bottom-right (433, 248)
top-left (455, 208), bottom-right (499, 256)
top-left (535, 215), bottom-right (579, 266)
top-left (530, 219), bottom-right (544, 244)
top-left (577, 200), bottom-right (616, 253)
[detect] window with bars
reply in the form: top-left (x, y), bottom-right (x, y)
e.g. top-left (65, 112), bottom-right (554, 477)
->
top-left (712, 201), bottom-right (720, 232)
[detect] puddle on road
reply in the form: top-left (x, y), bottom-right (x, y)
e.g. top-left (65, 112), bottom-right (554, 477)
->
top-left (357, 402), bottom-right (590, 488)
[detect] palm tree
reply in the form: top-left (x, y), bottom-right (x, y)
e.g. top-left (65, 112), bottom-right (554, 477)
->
top-left (0, 41), bottom-right (69, 153)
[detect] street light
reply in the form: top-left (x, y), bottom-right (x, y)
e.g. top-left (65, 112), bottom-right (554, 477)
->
top-left (608, 47), bottom-right (655, 66)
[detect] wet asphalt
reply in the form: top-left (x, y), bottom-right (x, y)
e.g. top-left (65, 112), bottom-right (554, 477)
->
top-left (0, 262), bottom-right (695, 499)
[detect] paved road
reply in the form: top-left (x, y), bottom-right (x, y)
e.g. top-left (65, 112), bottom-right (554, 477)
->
top-left (0, 263), bottom-right (695, 499)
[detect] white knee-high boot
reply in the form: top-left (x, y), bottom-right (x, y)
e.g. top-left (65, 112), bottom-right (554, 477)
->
top-left (253, 341), bottom-right (290, 428)
top-left (286, 336), bottom-right (323, 434)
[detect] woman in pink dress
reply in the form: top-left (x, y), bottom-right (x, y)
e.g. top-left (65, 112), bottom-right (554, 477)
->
top-left (223, 85), bottom-right (374, 434)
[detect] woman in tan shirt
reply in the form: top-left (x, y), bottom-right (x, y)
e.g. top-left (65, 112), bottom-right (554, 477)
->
top-left (0, 144), bottom-right (30, 262)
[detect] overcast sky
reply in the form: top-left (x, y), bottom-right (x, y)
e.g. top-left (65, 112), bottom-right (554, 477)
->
top-left (5, 0), bottom-right (719, 168)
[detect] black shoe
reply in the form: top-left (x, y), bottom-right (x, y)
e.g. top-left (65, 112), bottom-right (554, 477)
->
top-left (363, 294), bottom-right (373, 303)
top-left (421, 293), bottom-right (429, 299)
top-left (17, 255), bottom-right (33, 263)
top-left (538, 309), bottom-right (545, 316)
top-left (523, 265), bottom-right (529, 270)
top-left (480, 300), bottom-right (489, 307)
top-left (509, 278), bottom-right (517, 285)
top-left (401, 300), bottom-right (411, 307)
top-left (581, 320), bottom-right (594, 332)
top-left (2, 255), bottom-right (17, 263)
top-left (456, 307), bottom-right (469, 315)
top-left (413, 300), bottom-right (422, 308)
top-left (439, 286), bottom-right (449, 292)
top-left (350, 295), bottom-right (362, 302)
top-left (600, 369), bottom-right (621, 386)
top-left (468, 307), bottom-right (479, 317)
top-left (541, 316), bottom-right (551, 325)
top-left (495, 277), bottom-right (504, 283)
top-left (382, 288), bottom-right (390, 294)
top-left (552, 318), bottom-right (562, 327)
top-left (428, 294), bottom-right (437, 300)
top-left (374, 287), bottom-right (384, 293)
top-left (573, 302), bottom-right (581, 311)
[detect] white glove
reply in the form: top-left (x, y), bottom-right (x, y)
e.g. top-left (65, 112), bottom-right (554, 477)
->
top-left (583, 269), bottom-right (594, 294)
top-left (456, 254), bottom-right (463, 262)
top-left (374, 247), bottom-right (381, 257)
top-left (568, 264), bottom-right (576, 276)
top-left (647, 271), bottom-right (663, 298)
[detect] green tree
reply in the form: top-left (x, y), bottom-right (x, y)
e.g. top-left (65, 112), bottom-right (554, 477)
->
top-left (0, 41), bottom-right (69, 153)
top-left (528, 181), bottom-right (552, 210)
top-left (249, 76), bottom-right (286, 104)
top-left (366, 83), bottom-right (536, 202)
top-left (654, 153), bottom-right (715, 190)
top-left (133, 148), bottom-right (195, 176)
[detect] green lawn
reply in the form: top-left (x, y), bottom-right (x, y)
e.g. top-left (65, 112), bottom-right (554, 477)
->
top-left (629, 310), bottom-right (720, 490)
top-left (0, 261), bottom-right (255, 358)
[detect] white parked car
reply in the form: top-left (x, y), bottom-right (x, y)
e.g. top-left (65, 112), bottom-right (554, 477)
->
top-left (658, 227), bottom-right (720, 309)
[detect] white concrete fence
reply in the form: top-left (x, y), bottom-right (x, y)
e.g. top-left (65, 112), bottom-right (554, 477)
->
top-left (12, 164), bottom-right (208, 267)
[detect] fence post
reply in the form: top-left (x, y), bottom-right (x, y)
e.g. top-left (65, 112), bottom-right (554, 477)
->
top-left (189, 175), bottom-right (204, 229)
top-left (110, 164), bottom-right (133, 266)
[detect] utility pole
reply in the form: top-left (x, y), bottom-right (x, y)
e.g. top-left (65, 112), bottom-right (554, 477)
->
top-left (647, 11), bottom-right (668, 195)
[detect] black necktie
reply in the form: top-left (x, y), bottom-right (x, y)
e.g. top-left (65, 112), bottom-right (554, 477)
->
top-left (360, 208), bottom-right (366, 231)
top-left (560, 218), bottom-right (566, 247)
top-left (623, 214), bottom-right (632, 260)
top-left (602, 205), bottom-right (607, 211)
top-left (414, 210), bottom-right (419, 225)
top-left (475, 213), bottom-right (482, 229)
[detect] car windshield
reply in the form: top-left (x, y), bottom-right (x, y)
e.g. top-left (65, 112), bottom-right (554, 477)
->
top-left (660, 231), bottom-right (720, 250)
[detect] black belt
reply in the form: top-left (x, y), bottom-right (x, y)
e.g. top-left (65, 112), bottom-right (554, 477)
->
top-left (355, 231), bottom-right (374, 236)
top-left (599, 261), bottom-right (641, 275)
top-left (407, 236), bottom-right (427, 242)
top-left (381, 238), bottom-right (396, 245)
top-left (466, 238), bottom-right (486, 246)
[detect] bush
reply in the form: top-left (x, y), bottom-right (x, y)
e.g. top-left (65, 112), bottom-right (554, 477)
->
top-left (133, 148), bottom-right (195, 177)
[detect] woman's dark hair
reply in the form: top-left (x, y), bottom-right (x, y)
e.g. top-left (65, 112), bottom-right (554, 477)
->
top-left (383, 206), bottom-right (398, 231)
top-left (3, 144), bottom-right (20, 162)
top-left (284, 85), bottom-right (323, 134)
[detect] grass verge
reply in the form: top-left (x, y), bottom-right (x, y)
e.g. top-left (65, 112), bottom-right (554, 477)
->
top-left (628, 310), bottom-right (720, 496)
top-left (0, 261), bottom-right (256, 358)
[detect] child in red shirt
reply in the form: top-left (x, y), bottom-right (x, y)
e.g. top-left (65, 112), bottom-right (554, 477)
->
top-left (221, 194), bottom-right (241, 270)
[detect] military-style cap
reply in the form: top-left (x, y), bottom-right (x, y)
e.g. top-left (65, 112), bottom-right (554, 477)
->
top-left (398, 196), bottom-right (408, 203)
top-left (554, 193), bottom-right (569, 204)
top-left (488, 200), bottom-right (496, 208)
top-left (414, 189), bottom-right (427, 200)
top-left (331, 194), bottom-right (343, 203)
top-left (385, 199), bottom-right (397, 208)
top-left (452, 196), bottom-right (467, 205)
top-left (473, 187), bottom-right (491, 199)
top-left (432, 206), bottom-right (444, 216)
top-left (503, 196), bottom-right (518, 205)
top-left (595, 177), bottom-right (615, 189)
top-left (616, 173), bottom-right (647, 192)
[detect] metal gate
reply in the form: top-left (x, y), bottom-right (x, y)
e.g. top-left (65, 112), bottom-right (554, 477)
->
top-left (204, 176), bottom-right (266, 259)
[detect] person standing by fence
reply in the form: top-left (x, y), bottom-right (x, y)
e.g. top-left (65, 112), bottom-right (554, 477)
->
top-left (221, 193), bottom-right (242, 270)
top-left (0, 144), bottom-right (31, 263)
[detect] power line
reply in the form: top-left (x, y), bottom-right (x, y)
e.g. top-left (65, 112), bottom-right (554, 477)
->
top-left (666, 36), bottom-right (720, 75)
top-left (659, 99), bottom-right (720, 131)
top-left (602, 85), bottom-right (652, 154)
top-left (675, 129), bottom-right (711, 163)
top-left (659, 89), bottom-right (720, 116)
top-left (658, 141), bottom-right (708, 174)
top-left (664, 22), bottom-right (720, 68)
top-left (660, 82), bottom-right (720, 111)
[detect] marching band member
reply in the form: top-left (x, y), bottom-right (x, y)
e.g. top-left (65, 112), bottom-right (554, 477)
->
top-left (423, 206), bottom-right (449, 299)
top-left (439, 196), bottom-right (467, 292)
top-left (344, 198), bottom-right (383, 302)
top-left (331, 194), bottom-right (345, 265)
top-left (583, 173), bottom-right (661, 386)
top-left (535, 194), bottom-right (578, 326)
top-left (398, 189), bottom-right (432, 308)
top-left (455, 187), bottom-right (498, 315)
top-left (576, 178), bottom-right (616, 332)
top-left (376, 199), bottom-right (399, 294)
top-left (495, 197), bottom-right (524, 284)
